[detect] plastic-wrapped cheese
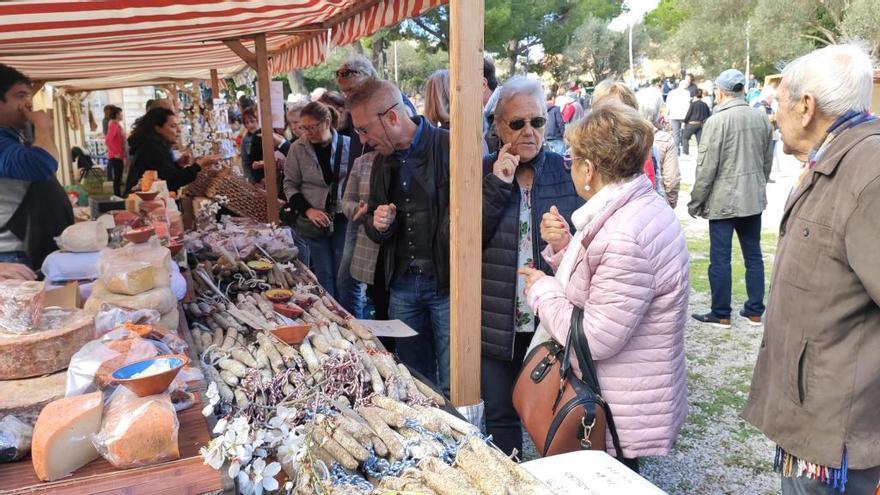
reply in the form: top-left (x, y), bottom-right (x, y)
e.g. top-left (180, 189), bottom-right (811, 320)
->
top-left (101, 261), bottom-right (156, 296)
top-left (93, 389), bottom-right (179, 469)
top-left (158, 307), bottom-right (180, 332)
top-left (31, 392), bottom-right (103, 481)
top-left (85, 281), bottom-right (176, 315)
top-left (97, 239), bottom-right (171, 289)
top-left (0, 280), bottom-right (45, 335)
top-left (56, 221), bottom-right (109, 253)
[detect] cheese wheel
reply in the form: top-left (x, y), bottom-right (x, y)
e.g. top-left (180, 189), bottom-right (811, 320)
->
top-left (85, 282), bottom-right (176, 315)
top-left (95, 390), bottom-right (179, 469)
top-left (0, 308), bottom-right (94, 380)
top-left (31, 391), bottom-right (103, 481)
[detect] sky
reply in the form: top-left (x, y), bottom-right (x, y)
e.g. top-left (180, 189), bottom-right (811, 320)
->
top-left (608, 0), bottom-right (661, 32)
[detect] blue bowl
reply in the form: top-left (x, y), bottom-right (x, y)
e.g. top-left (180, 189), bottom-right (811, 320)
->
top-left (111, 354), bottom-right (188, 397)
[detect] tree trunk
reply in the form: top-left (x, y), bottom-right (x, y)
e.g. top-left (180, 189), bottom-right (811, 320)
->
top-left (286, 70), bottom-right (308, 98)
top-left (507, 39), bottom-right (520, 75)
top-left (371, 38), bottom-right (386, 78)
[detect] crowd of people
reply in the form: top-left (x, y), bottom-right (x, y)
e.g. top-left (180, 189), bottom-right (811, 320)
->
top-left (1, 40), bottom-right (878, 494)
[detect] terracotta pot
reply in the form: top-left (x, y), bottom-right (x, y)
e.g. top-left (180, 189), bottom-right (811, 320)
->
top-left (271, 324), bottom-right (312, 345)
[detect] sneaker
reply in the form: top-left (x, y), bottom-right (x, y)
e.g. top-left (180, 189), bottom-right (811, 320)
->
top-left (739, 310), bottom-right (763, 326)
top-left (691, 312), bottom-right (732, 328)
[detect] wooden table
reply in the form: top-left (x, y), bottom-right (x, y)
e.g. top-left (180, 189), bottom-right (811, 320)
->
top-left (0, 305), bottom-right (230, 495)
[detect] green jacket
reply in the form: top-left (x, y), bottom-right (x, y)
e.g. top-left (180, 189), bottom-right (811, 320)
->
top-left (688, 98), bottom-right (774, 220)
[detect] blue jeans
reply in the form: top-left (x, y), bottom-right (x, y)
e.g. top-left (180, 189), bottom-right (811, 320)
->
top-left (390, 273), bottom-right (451, 396)
top-left (671, 119), bottom-right (684, 151)
top-left (0, 251), bottom-right (29, 265)
top-left (302, 214), bottom-right (347, 299)
top-left (709, 214), bottom-right (765, 318)
top-left (336, 222), bottom-right (366, 318)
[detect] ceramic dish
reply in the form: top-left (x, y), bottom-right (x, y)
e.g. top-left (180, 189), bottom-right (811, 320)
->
top-left (111, 354), bottom-right (189, 397)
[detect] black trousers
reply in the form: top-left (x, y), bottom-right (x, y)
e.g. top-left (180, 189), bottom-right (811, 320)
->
top-left (481, 331), bottom-right (532, 457)
top-left (682, 123), bottom-right (703, 155)
top-left (108, 158), bottom-right (124, 197)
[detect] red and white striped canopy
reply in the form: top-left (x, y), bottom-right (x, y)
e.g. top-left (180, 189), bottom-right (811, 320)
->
top-left (0, 0), bottom-right (445, 89)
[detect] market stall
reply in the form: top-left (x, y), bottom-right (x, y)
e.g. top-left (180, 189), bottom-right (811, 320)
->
top-left (0, 1), bottom-right (499, 494)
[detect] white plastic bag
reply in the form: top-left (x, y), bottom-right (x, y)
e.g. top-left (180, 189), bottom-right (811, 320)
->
top-left (96, 238), bottom-right (171, 289)
top-left (94, 305), bottom-right (162, 337)
top-left (56, 221), bottom-right (109, 253)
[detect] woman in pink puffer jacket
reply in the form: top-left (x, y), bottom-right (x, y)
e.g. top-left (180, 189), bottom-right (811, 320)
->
top-left (520, 102), bottom-right (689, 471)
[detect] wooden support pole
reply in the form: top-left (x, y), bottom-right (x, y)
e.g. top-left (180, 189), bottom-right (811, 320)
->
top-left (448, 0), bottom-right (484, 407)
top-left (210, 69), bottom-right (220, 99)
top-left (254, 33), bottom-right (280, 224)
top-left (223, 40), bottom-right (258, 70)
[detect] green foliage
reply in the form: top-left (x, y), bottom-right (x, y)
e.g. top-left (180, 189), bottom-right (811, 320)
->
top-left (483, 0), bottom-right (623, 72)
top-left (644, 0), bottom-right (688, 41)
top-left (559, 17), bottom-right (650, 84)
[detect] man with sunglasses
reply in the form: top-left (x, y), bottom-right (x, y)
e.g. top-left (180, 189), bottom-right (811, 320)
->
top-left (349, 78), bottom-right (452, 397)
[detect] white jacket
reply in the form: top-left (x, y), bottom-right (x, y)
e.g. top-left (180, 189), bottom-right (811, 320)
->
top-left (666, 88), bottom-right (692, 121)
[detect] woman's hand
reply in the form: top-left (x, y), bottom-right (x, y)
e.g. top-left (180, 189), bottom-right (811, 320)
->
top-left (178, 151), bottom-right (192, 166)
top-left (352, 200), bottom-right (369, 222)
top-left (517, 266), bottom-right (546, 294)
top-left (492, 143), bottom-right (519, 184)
top-left (252, 160), bottom-right (264, 170)
top-left (541, 205), bottom-right (571, 253)
top-left (0, 263), bottom-right (36, 281)
top-left (306, 208), bottom-right (331, 228)
top-left (195, 154), bottom-right (221, 168)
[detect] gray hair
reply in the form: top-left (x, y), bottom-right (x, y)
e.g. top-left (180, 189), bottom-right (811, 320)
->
top-left (494, 76), bottom-right (547, 122)
top-left (782, 43), bottom-right (874, 116)
top-left (637, 89), bottom-right (663, 128)
top-left (338, 55), bottom-right (378, 79)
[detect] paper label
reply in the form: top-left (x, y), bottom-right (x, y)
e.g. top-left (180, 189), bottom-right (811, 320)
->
top-left (353, 319), bottom-right (418, 338)
top-left (521, 451), bottom-right (667, 495)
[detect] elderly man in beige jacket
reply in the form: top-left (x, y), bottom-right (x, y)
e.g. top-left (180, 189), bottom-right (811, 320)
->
top-left (742, 43), bottom-right (880, 495)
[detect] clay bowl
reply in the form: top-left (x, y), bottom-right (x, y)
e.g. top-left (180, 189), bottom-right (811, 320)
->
top-left (168, 241), bottom-right (184, 256)
top-left (264, 288), bottom-right (293, 303)
top-left (273, 303), bottom-right (303, 318)
top-left (135, 190), bottom-right (159, 201)
top-left (112, 210), bottom-right (141, 228)
top-left (111, 354), bottom-right (189, 397)
top-left (123, 225), bottom-right (155, 244)
top-left (271, 324), bottom-right (312, 345)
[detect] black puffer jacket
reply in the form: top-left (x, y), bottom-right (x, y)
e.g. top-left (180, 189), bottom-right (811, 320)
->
top-left (481, 149), bottom-right (583, 361)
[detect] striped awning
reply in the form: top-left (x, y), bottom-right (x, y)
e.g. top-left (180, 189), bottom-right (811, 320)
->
top-left (0, 0), bottom-right (445, 89)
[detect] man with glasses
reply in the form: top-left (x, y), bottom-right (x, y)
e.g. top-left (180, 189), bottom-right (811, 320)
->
top-left (349, 78), bottom-right (452, 396)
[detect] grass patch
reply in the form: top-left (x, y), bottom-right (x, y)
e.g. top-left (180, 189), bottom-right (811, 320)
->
top-left (687, 231), bottom-right (778, 299)
top-left (724, 452), bottom-right (774, 473)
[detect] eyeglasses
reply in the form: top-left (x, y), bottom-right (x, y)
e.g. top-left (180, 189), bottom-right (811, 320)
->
top-left (506, 117), bottom-right (547, 131)
top-left (354, 102), bottom-right (399, 136)
top-left (300, 122), bottom-right (326, 133)
top-left (335, 69), bottom-right (361, 79)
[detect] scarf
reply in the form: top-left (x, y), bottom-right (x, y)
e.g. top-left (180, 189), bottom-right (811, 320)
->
top-left (525, 176), bottom-right (638, 356)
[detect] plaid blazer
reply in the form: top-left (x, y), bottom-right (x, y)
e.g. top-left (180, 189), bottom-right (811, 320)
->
top-left (343, 151), bottom-right (381, 284)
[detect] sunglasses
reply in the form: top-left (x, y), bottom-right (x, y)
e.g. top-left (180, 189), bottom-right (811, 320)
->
top-left (335, 69), bottom-right (361, 79)
top-left (506, 117), bottom-right (546, 131)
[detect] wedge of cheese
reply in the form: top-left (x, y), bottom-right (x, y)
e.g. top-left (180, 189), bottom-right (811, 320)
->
top-left (31, 392), bottom-right (103, 481)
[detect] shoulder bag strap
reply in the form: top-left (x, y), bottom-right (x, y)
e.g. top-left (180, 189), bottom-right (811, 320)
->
top-left (570, 306), bottom-right (623, 458)
top-left (327, 132), bottom-right (344, 213)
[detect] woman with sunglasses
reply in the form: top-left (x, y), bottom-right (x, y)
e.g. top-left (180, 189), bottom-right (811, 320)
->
top-left (282, 102), bottom-right (351, 301)
top-left (479, 76), bottom-right (584, 456)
